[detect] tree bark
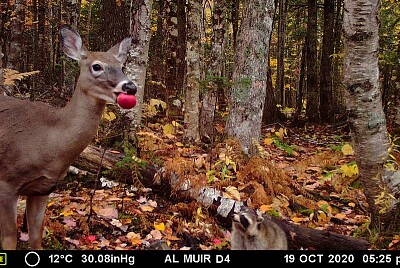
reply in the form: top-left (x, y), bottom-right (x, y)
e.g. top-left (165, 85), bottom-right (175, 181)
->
top-left (319, 0), bottom-right (335, 123)
top-left (276, 0), bottom-right (287, 107)
top-left (226, 0), bottom-right (275, 155)
top-left (199, 0), bottom-right (226, 142)
top-left (125, 0), bottom-right (154, 129)
top-left (7, 0), bottom-right (24, 71)
top-left (305, 0), bottom-right (320, 123)
top-left (183, 0), bottom-right (201, 142)
top-left (342, 0), bottom-right (389, 228)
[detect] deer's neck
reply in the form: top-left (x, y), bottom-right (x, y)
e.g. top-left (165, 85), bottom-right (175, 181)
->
top-left (58, 84), bottom-right (106, 155)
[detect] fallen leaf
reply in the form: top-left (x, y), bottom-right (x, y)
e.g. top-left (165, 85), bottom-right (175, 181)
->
top-left (99, 237), bottom-right (110, 247)
top-left (137, 196), bottom-right (147, 203)
top-left (335, 213), bottom-right (346, 219)
top-left (148, 200), bottom-right (158, 207)
top-left (154, 222), bottom-right (165, 231)
top-left (127, 232), bottom-right (142, 245)
top-left (87, 235), bottom-right (96, 243)
top-left (215, 124), bottom-right (224, 133)
top-left (150, 229), bottom-right (163, 240)
top-left (64, 237), bottom-right (80, 246)
top-left (60, 211), bottom-right (74, 217)
top-left (111, 219), bottom-right (122, 227)
top-left (259, 204), bottom-right (274, 213)
top-left (291, 216), bottom-right (308, 223)
top-left (98, 207), bottom-right (118, 219)
top-left (224, 186), bottom-right (240, 201)
top-left (20, 232), bottom-right (29, 242)
top-left (175, 142), bottom-right (184, 147)
top-left (264, 137), bottom-right (274, 146)
top-left (341, 144), bottom-right (354, 156)
top-left (63, 218), bottom-right (77, 228)
top-left (139, 205), bottom-right (154, 212)
top-left (163, 124), bottom-right (175, 135)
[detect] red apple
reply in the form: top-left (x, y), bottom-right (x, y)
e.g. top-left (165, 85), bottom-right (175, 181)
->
top-left (117, 93), bottom-right (136, 109)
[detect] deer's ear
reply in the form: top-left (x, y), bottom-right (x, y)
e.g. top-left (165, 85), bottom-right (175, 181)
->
top-left (107, 37), bottom-right (132, 63)
top-left (60, 25), bottom-right (88, 61)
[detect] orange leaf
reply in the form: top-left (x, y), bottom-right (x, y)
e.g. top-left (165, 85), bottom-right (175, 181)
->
top-left (259, 204), bottom-right (273, 213)
top-left (335, 213), bottom-right (346, 219)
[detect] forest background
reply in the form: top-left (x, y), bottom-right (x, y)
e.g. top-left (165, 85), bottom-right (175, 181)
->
top-left (1, 0), bottom-right (400, 250)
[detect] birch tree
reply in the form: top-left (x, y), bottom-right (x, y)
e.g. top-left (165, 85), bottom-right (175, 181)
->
top-left (125, 0), bottom-right (154, 128)
top-left (343, 0), bottom-right (391, 229)
top-left (183, 0), bottom-right (201, 142)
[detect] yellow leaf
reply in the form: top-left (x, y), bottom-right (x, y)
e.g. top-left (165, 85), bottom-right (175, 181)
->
top-left (196, 207), bottom-right (205, 218)
top-left (163, 124), bottom-right (175, 135)
top-left (291, 216), bottom-right (308, 223)
top-left (278, 127), bottom-right (285, 139)
top-left (149, 98), bottom-right (167, 110)
top-left (264, 137), bottom-right (274, 146)
top-left (47, 201), bottom-right (55, 208)
top-left (60, 211), bottom-right (74, 217)
top-left (154, 222), bottom-right (165, 231)
top-left (341, 164), bottom-right (359, 177)
top-left (348, 202), bottom-right (356, 207)
top-left (175, 142), bottom-right (184, 147)
top-left (172, 121), bottom-right (181, 127)
top-left (102, 111), bottom-right (116, 122)
top-left (341, 144), bottom-right (354, 156)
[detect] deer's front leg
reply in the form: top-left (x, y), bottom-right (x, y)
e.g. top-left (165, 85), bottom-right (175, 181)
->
top-left (26, 195), bottom-right (49, 249)
top-left (0, 194), bottom-right (18, 249)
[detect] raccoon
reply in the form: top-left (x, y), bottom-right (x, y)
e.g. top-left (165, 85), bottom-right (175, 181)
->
top-left (231, 207), bottom-right (288, 250)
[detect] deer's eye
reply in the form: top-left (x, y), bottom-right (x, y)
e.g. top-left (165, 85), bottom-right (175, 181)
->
top-left (92, 64), bottom-right (103, 72)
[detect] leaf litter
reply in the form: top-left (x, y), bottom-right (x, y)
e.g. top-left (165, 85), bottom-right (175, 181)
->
top-left (14, 123), bottom-right (399, 250)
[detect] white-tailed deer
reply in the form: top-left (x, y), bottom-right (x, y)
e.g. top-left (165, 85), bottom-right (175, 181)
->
top-left (0, 25), bottom-right (137, 249)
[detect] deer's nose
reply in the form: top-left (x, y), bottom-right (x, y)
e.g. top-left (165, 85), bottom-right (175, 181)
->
top-left (122, 81), bottom-right (137, 95)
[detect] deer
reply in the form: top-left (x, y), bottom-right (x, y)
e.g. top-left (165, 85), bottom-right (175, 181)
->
top-left (0, 25), bottom-right (137, 249)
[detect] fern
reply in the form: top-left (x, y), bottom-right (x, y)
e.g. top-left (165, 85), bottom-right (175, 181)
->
top-left (3, 69), bottom-right (40, 86)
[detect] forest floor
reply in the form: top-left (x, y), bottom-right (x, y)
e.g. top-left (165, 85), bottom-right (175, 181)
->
top-left (15, 114), bottom-right (400, 250)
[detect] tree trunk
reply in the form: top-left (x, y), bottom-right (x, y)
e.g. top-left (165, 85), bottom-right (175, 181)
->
top-left (176, 0), bottom-right (186, 96)
top-left (145, 0), bottom-right (166, 101)
top-left (100, 0), bottom-right (129, 50)
top-left (342, 0), bottom-right (389, 228)
top-left (7, 0), bottom-right (24, 71)
top-left (319, 0), bottom-right (335, 123)
top-left (125, 0), bottom-right (154, 129)
top-left (276, 0), bottom-right (287, 107)
top-left (294, 43), bottom-right (306, 125)
top-left (333, 0), bottom-right (344, 118)
top-left (183, 0), bottom-right (201, 142)
top-left (226, 0), bottom-right (275, 155)
top-left (305, 0), bottom-right (319, 123)
top-left (262, 62), bottom-right (279, 124)
top-left (199, 0), bottom-right (226, 142)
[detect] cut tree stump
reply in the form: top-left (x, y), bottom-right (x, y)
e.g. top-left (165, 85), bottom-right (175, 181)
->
top-left (73, 145), bottom-right (371, 250)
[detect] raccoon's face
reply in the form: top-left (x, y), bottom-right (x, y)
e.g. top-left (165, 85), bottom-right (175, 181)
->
top-left (232, 208), bottom-right (263, 236)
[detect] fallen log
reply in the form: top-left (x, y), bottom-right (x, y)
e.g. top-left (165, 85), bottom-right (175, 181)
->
top-left (73, 145), bottom-right (371, 250)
